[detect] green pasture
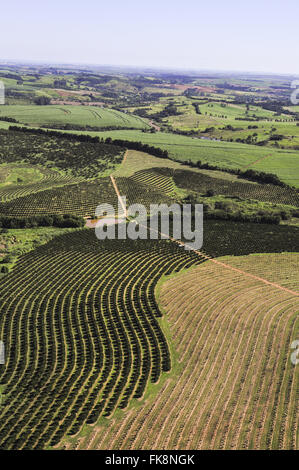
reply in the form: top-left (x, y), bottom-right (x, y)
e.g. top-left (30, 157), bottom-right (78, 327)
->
top-left (0, 226), bottom-right (79, 272)
top-left (80, 129), bottom-right (299, 187)
top-left (0, 121), bottom-right (298, 187)
top-left (0, 164), bottom-right (43, 187)
top-left (136, 96), bottom-right (299, 148)
top-left (0, 105), bottom-right (149, 130)
top-left (161, 98), bottom-right (299, 144)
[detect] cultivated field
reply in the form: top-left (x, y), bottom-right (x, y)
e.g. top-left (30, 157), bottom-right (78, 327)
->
top-left (74, 130), bottom-right (299, 187)
top-left (1, 125), bottom-right (298, 187)
top-left (0, 65), bottom-right (298, 452)
top-left (0, 179), bottom-right (117, 217)
top-left (152, 97), bottom-right (299, 148)
top-left (0, 231), bottom-right (202, 449)
top-left (0, 129), bottom-right (124, 178)
top-left (70, 253), bottom-right (298, 450)
top-left (0, 164), bottom-right (84, 202)
top-left (0, 105), bottom-right (149, 130)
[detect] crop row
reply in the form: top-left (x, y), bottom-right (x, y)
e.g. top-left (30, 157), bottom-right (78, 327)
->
top-left (169, 168), bottom-right (299, 207)
top-left (0, 178), bottom-right (118, 218)
top-left (116, 177), bottom-right (175, 209)
top-left (0, 129), bottom-right (123, 178)
top-left (74, 254), bottom-right (298, 450)
top-left (129, 169), bottom-right (176, 196)
top-left (0, 230), bottom-right (203, 449)
top-left (0, 173), bottom-right (175, 219)
top-left (0, 165), bottom-right (84, 202)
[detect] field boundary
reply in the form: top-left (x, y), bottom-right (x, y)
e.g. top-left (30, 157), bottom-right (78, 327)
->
top-left (110, 175), bottom-right (299, 297)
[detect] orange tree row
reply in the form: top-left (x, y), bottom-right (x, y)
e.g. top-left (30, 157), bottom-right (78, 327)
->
top-left (1, 129), bottom-right (124, 178)
top-left (0, 230), bottom-right (203, 449)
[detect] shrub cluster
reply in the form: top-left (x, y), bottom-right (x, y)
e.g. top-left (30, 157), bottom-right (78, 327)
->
top-left (0, 214), bottom-right (85, 229)
top-left (0, 117), bottom-right (19, 123)
top-left (183, 158), bottom-right (288, 187)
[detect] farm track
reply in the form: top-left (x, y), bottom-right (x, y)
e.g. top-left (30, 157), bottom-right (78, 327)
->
top-left (241, 153), bottom-right (273, 170)
top-left (110, 174), bottom-right (298, 296)
top-left (74, 253), bottom-right (298, 450)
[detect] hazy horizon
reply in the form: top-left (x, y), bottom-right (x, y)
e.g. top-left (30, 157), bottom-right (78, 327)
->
top-left (2, 0), bottom-right (299, 75)
top-left (2, 58), bottom-right (299, 79)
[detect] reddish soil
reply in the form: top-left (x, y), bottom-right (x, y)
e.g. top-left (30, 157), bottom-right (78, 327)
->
top-left (54, 89), bottom-right (102, 97)
top-left (50, 100), bottom-right (105, 106)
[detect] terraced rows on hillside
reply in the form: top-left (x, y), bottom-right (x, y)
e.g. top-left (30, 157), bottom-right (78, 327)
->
top-left (0, 166), bottom-right (84, 202)
top-left (0, 178), bottom-right (118, 217)
top-left (116, 176), bottom-right (175, 209)
top-left (0, 230), bottom-right (203, 449)
top-left (167, 168), bottom-right (299, 207)
top-left (129, 169), bottom-right (176, 196)
top-left (72, 253), bottom-right (298, 450)
top-left (0, 175), bottom-right (174, 218)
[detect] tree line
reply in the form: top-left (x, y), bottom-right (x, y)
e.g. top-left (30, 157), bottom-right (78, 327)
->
top-left (0, 214), bottom-right (85, 229)
top-left (9, 126), bottom-right (169, 159)
top-left (182, 158), bottom-right (289, 187)
top-left (9, 125), bottom-right (292, 188)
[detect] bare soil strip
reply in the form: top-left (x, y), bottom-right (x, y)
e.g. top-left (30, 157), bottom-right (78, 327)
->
top-left (71, 253), bottom-right (298, 449)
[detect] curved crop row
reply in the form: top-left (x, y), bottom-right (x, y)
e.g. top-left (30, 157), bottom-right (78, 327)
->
top-left (129, 168), bottom-right (176, 196)
top-left (0, 178), bottom-right (118, 218)
top-left (0, 165), bottom-right (84, 202)
top-left (73, 253), bottom-right (298, 450)
top-left (116, 176), bottom-right (175, 209)
top-left (0, 173), bottom-right (174, 219)
top-left (0, 230), bottom-right (203, 449)
top-left (170, 168), bottom-right (299, 207)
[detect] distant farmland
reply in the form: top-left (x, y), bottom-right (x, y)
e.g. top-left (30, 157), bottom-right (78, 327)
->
top-left (63, 129), bottom-right (299, 188)
top-left (1, 124), bottom-right (298, 187)
top-left (0, 105), bottom-right (149, 130)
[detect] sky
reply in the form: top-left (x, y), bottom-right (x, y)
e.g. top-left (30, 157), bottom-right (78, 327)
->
top-left (1, 0), bottom-right (299, 75)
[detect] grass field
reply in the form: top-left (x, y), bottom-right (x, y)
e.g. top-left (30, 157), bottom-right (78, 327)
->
top-left (131, 95), bottom-right (299, 148)
top-left (70, 252), bottom-right (298, 450)
top-left (114, 149), bottom-right (267, 185)
top-left (113, 150), bottom-right (185, 177)
top-left (76, 130), bottom-right (299, 187)
top-left (0, 105), bottom-right (149, 130)
top-left (0, 125), bottom-right (298, 187)
top-left (0, 165), bottom-right (43, 187)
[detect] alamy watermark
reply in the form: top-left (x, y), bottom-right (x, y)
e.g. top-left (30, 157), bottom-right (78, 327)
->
top-left (95, 197), bottom-right (203, 251)
top-left (290, 340), bottom-right (299, 366)
top-left (0, 81), bottom-right (5, 105)
top-left (0, 341), bottom-right (4, 364)
top-left (290, 80), bottom-right (299, 105)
